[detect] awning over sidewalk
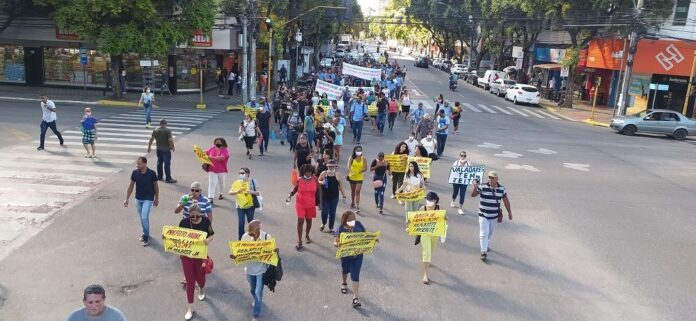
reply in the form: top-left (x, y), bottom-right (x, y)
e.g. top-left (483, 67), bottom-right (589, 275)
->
top-left (533, 63), bottom-right (562, 70)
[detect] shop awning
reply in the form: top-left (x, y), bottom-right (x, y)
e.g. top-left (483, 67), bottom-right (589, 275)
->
top-left (533, 63), bottom-right (562, 70)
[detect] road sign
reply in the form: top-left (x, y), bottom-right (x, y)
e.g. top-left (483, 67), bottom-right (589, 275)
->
top-left (80, 47), bottom-right (88, 65)
top-left (560, 66), bottom-right (569, 77)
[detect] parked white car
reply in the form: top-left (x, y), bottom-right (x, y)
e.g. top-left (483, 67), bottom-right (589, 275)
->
top-left (477, 70), bottom-right (506, 90)
top-left (432, 58), bottom-right (443, 68)
top-left (489, 79), bottom-right (517, 96)
top-left (505, 84), bottom-right (540, 106)
top-left (450, 64), bottom-right (468, 75)
top-left (320, 57), bottom-right (334, 68)
top-left (334, 49), bottom-right (345, 58)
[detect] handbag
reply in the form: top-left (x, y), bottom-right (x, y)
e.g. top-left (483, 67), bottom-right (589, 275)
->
top-left (202, 256), bottom-right (214, 274)
top-left (251, 179), bottom-right (261, 209)
top-left (492, 185), bottom-right (503, 223)
top-left (201, 163), bottom-right (210, 172)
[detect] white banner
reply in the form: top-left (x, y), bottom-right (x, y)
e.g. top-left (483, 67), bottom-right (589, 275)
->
top-left (315, 79), bottom-right (344, 100)
top-left (342, 62), bottom-right (382, 81)
top-left (448, 165), bottom-right (486, 185)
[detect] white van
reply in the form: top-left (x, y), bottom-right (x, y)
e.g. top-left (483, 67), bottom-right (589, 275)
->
top-left (477, 70), bottom-right (507, 90)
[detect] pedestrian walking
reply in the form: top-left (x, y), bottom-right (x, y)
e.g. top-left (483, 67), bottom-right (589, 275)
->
top-left (370, 152), bottom-right (389, 215)
top-left (37, 94), bottom-right (64, 151)
top-left (415, 113), bottom-right (433, 141)
top-left (347, 146), bottom-right (367, 213)
top-left (206, 137), bottom-right (229, 204)
top-left (286, 164), bottom-right (318, 251)
top-left (102, 68), bottom-right (113, 96)
top-left (304, 106), bottom-right (316, 150)
top-left (138, 86), bottom-right (155, 128)
top-left (256, 103), bottom-right (272, 156)
top-left (452, 102), bottom-right (462, 135)
top-left (287, 105), bottom-right (302, 151)
top-left (147, 119), bottom-right (177, 183)
top-left (376, 92), bottom-right (388, 135)
top-left (435, 109), bottom-right (449, 157)
top-left (228, 70), bottom-right (237, 96)
top-left (175, 181), bottom-right (213, 221)
top-left (396, 161), bottom-right (425, 223)
top-left (279, 65), bottom-right (288, 84)
top-left (231, 220), bottom-right (279, 321)
top-left (404, 133), bottom-right (418, 157)
top-left (390, 142), bottom-right (409, 200)
top-left (334, 211), bottom-right (370, 308)
top-left (349, 97), bottom-right (368, 144)
top-left (451, 151), bottom-right (470, 215)
top-left (239, 114), bottom-right (261, 159)
top-left (80, 107), bottom-right (98, 158)
top-left (412, 192), bottom-right (445, 284)
top-left (420, 131), bottom-right (438, 160)
top-left (293, 133), bottom-right (313, 170)
top-left (123, 156), bottom-right (159, 246)
top-left (228, 167), bottom-right (260, 240)
top-left (118, 65), bottom-right (127, 95)
top-left (177, 202), bottom-right (214, 321)
top-left (400, 89), bottom-right (412, 121)
top-left (471, 171), bottom-right (513, 261)
top-left (67, 284), bottom-right (127, 321)
top-left (332, 113), bottom-right (345, 162)
top-left (387, 97), bottom-right (399, 130)
top-left (318, 160), bottom-right (346, 233)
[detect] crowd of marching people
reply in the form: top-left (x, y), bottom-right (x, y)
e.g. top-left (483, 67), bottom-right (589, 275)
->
top-left (65, 51), bottom-right (512, 321)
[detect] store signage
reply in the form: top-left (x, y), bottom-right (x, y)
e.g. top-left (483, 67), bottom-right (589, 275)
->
top-left (649, 83), bottom-right (669, 91)
top-left (654, 44), bottom-right (685, 71)
top-left (55, 26), bottom-right (81, 40)
top-left (191, 29), bottom-right (212, 47)
top-left (560, 66), bottom-right (569, 77)
top-left (80, 48), bottom-right (88, 65)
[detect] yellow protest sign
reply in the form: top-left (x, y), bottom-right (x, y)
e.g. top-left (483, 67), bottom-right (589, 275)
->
top-left (335, 231), bottom-right (381, 258)
top-left (244, 106), bottom-right (258, 119)
top-left (384, 154), bottom-right (407, 173)
top-left (229, 238), bottom-right (279, 266)
top-left (229, 180), bottom-right (253, 208)
top-left (162, 226), bottom-right (208, 259)
top-left (407, 210), bottom-right (446, 236)
top-left (368, 102), bottom-right (378, 117)
top-left (396, 188), bottom-right (426, 201)
top-left (193, 145), bottom-right (212, 165)
top-left (408, 156), bottom-right (432, 178)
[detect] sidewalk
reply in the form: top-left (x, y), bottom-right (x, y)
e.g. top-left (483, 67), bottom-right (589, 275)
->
top-left (0, 84), bottom-right (244, 110)
top-left (539, 98), bottom-right (616, 127)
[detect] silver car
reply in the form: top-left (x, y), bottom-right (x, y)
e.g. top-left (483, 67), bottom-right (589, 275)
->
top-left (489, 79), bottom-right (517, 97)
top-left (610, 109), bottom-right (696, 140)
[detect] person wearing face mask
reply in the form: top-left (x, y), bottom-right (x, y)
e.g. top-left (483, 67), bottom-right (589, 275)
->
top-left (240, 114), bottom-right (261, 159)
top-left (396, 161), bottom-right (425, 224)
top-left (346, 146), bottom-right (367, 213)
top-left (390, 142), bottom-right (410, 200)
top-left (370, 152), bottom-right (390, 215)
top-left (80, 107), bottom-right (98, 158)
top-left (318, 160), bottom-right (347, 233)
top-left (451, 151), bottom-right (470, 215)
top-left (205, 138), bottom-right (229, 204)
top-left (435, 109), bottom-right (450, 157)
top-left (175, 181), bottom-right (213, 221)
top-left (229, 168), bottom-right (261, 240)
top-left (419, 130), bottom-right (438, 161)
top-left (412, 192), bottom-right (444, 284)
top-left (230, 220), bottom-right (279, 321)
top-left (286, 164), bottom-right (318, 250)
top-left (256, 100), bottom-right (271, 156)
top-left (404, 132), bottom-right (419, 157)
top-left (334, 211), bottom-right (369, 308)
top-left (138, 86), bottom-right (155, 128)
top-left (177, 202), bottom-right (214, 320)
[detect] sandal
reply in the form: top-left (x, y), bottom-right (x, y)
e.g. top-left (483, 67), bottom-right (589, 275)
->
top-left (295, 242), bottom-right (303, 251)
top-left (341, 283), bottom-right (348, 294)
top-left (319, 225), bottom-right (325, 232)
top-left (305, 237), bottom-right (312, 244)
top-left (352, 297), bottom-right (362, 308)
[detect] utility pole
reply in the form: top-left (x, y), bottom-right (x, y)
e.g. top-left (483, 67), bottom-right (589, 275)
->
top-left (242, 15), bottom-right (248, 104)
top-left (615, 0), bottom-right (644, 116)
top-left (249, 0), bottom-right (257, 100)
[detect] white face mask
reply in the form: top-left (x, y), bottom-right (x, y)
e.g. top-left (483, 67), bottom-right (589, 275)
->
top-left (239, 174), bottom-right (246, 179)
top-left (426, 135), bottom-right (432, 139)
top-left (426, 200), bottom-right (435, 207)
top-left (329, 168), bottom-right (336, 173)
top-left (145, 89), bottom-right (150, 93)
top-left (409, 136), bottom-right (415, 141)
top-left (356, 151), bottom-right (362, 156)
top-left (347, 220), bottom-right (356, 227)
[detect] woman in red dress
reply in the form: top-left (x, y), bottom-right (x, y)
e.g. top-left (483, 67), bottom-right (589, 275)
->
top-left (286, 164), bottom-right (318, 250)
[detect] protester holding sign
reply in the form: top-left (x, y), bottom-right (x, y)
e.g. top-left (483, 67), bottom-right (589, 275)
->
top-left (347, 146), bottom-right (368, 213)
top-left (411, 192), bottom-right (444, 285)
top-left (396, 161), bottom-right (426, 223)
top-left (177, 202), bottom-right (214, 320)
top-left (451, 151), bottom-right (471, 215)
top-left (228, 168), bottom-right (260, 240)
top-left (205, 138), bottom-right (229, 204)
top-left (231, 220), bottom-right (279, 321)
top-left (334, 211), bottom-right (367, 308)
top-left (370, 152), bottom-right (390, 215)
top-left (389, 143), bottom-right (410, 200)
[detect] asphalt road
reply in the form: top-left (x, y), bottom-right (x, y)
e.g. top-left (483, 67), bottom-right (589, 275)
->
top-left (1, 55), bottom-right (695, 321)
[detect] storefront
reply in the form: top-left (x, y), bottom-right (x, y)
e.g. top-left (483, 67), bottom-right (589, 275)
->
top-left (582, 39), bottom-right (627, 107)
top-left (0, 45), bottom-right (25, 83)
top-left (43, 47), bottom-right (109, 87)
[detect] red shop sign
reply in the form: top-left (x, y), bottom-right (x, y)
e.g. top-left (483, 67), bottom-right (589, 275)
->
top-left (191, 30), bottom-right (212, 47)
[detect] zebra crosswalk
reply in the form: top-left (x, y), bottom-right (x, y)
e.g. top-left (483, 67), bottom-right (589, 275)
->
top-left (412, 99), bottom-right (575, 121)
top-left (0, 108), bottom-right (222, 256)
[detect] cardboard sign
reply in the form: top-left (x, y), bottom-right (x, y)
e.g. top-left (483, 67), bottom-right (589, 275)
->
top-left (315, 79), bottom-right (345, 100)
top-left (368, 102), bottom-right (378, 116)
top-left (396, 188), bottom-right (426, 201)
top-left (244, 106), bottom-right (258, 119)
top-left (229, 238), bottom-right (279, 266)
top-left (407, 210), bottom-right (446, 236)
top-left (448, 165), bottom-right (485, 185)
top-left (408, 156), bottom-right (432, 179)
top-left (162, 226), bottom-right (208, 259)
top-left (384, 154), bottom-right (407, 173)
top-left (193, 145), bottom-right (212, 165)
top-left (335, 231), bottom-right (381, 258)
top-left (342, 62), bottom-right (382, 81)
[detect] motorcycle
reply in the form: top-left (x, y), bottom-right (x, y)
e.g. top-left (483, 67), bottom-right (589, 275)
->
top-left (449, 80), bottom-right (457, 91)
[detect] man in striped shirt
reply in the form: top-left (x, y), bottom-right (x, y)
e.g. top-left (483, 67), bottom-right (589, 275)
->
top-left (471, 171), bottom-right (512, 261)
top-left (174, 181), bottom-right (214, 222)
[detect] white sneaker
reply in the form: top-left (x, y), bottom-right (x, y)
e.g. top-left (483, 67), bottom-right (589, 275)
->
top-left (457, 208), bottom-right (464, 215)
top-left (450, 201), bottom-right (457, 208)
top-left (390, 195), bottom-right (395, 199)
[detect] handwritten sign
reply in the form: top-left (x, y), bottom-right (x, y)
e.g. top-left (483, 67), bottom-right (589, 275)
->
top-left (336, 231), bottom-right (381, 258)
top-left (407, 210), bottom-right (446, 236)
top-left (193, 145), bottom-right (212, 165)
top-left (244, 106), bottom-right (258, 119)
top-left (384, 154), bottom-right (407, 173)
top-left (368, 102), bottom-right (378, 117)
top-left (342, 62), bottom-right (382, 81)
top-left (396, 188), bottom-right (426, 201)
top-left (162, 226), bottom-right (208, 259)
top-left (448, 165), bottom-right (485, 185)
top-left (408, 156), bottom-right (432, 179)
top-left (229, 238), bottom-right (279, 266)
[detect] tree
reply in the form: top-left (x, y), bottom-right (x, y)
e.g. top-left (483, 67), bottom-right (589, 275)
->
top-left (38, 0), bottom-right (217, 99)
top-left (0, 0), bottom-right (39, 33)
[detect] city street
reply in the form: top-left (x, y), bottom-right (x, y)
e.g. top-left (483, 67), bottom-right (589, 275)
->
top-left (0, 54), bottom-right (695, 321)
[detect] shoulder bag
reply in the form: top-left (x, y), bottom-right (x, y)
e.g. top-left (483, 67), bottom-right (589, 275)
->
top-left (491, 184), bottom-right (503, 223)
top-left (251, 179), bottom-right (261, 209)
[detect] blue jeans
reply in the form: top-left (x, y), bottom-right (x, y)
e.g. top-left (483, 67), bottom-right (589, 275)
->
top-left (305, 130), bottom-right (314, 149)
top-left (237, 207), bottom-right (256, 240)
top-left (259, 128), bottom-right (270, 153)
top-left (143, 102), bottom-right (152, 124)
top-left (436, 134), bottom-right (447, 156)
top-left (452, 184), bottom-right (468, 206)
top-left (135, 199), bottom-right (153, 237)
top-left (39, 120), bottom-right (64, 148)
top-left (156, 150), bottom-right (172, 180)
top-left (376, 112), bottom-right (386, 134)
top-left (288, 130), bottom-right (297, 151)
top-left (373, 175), bottom-right (387, 210)
top-left (246, 273), bottom-right (264, 318)
top-left (321, 197), bottom-right (339, 230)
top-left (352, 120), bottom-right (363, 142)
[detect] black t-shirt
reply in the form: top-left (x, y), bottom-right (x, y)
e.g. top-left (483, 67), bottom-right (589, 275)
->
top-left (257, 110), bottom-right (271, 129)
top-left (298, 101), bottom-right (308, 119)
top-left (179, 216), bottom-right (214, 237)
top-left (377, 97), bottom-right (388, 113)
top-left (295, 143), bottom-right (311, 169)
top-left (371, 159), bottom-right (389, 179)
top-left (315, 159), bottom-right (328, 177)
top-left (130, 168), bottom-right (158, 200)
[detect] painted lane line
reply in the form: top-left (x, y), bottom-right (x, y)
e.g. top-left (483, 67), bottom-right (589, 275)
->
top-left (63, 130), bottom-right (174, 139)
top-left (491, 105), bottom-right (512, 115)
top-left (494, 151), bottom-right (523, 158)
top-left (528, 148), bottom-right (558, 155)
top-left (60, 135), bottom-right (150, 143)
top-left (11, 145), bottom-right (144, 157)
top-left (125, 113), bottom-right (212, 121)
top-left (505, 164), bottom-right (541, 172)
top-left (133, 110), bottom-right (222, 116)
top-left (477, 142), bottom-right (502, 149)
top-left (536, 110), bottom-right (561, 120)
top-left (522, 109), bottom-right (545, 118)
top-left (462, 103), bottom-right (482, 112)
top-left (563, 163), bottom-right (591, 172)
top-left (552, 113), bottom-right (578, 121)
top-left (3, 161), bottom-right (121, 173)
top-left (71, 127), bottom-right (184, 135)
top-left (106, 115), bottom-right (204, 124)
top-left (507, 107), bottom-right (529, 117)
top-left (0, 154), bottom-right (134, 164)
top-left (0, 170), bottom-right (103, 183)
top-left (477, 104), bottom-right (497, 113)
top-left (34, 140), bottom-right (146, 150)
top-left (0, 181), bottom-right (94, 194)
top-left (97, 121), bottom-right (191, 130)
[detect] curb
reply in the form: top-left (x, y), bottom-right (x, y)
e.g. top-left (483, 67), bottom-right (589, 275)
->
top-left (583, 119), bottom-right (610, 127)
top-left (97, 100), bottom-right (160, 109)
top-left (225, 105), bottom-right (244, 112)
top-left (0, 96), bottom-right (98, 105)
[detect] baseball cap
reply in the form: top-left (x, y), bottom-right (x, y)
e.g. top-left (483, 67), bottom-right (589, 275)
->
top-left (488, 171), bottom-right (498, 178)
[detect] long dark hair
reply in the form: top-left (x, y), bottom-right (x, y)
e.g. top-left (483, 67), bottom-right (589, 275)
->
top-left (351, 145), bottom-right (363, 160)
top-left (406, 160), bottom-right (422, 178)
top-left (394, 142), bottom-right (409, 155)
top-left (214, 137), bottom-right (228, 148)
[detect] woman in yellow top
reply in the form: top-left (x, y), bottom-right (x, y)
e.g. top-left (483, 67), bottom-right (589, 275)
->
top-left (346, 145), bottom-right (367, 213)
top-left (228, 167), bottom-right (261, 240)
top-left (313, 106), bottom-right (326, 152)
top-left (411, 191), bottom-right (446, 285)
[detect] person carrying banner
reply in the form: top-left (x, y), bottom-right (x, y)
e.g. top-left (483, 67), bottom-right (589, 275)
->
top-left (396, 161), bottom-right (425, 224)
top-left (411, 192), bottom-right (444, 284)
top-left (471, 171), bottom-right (513, 261)
top-left (450, 151), bottom-right (470, 215)
top-left (390, 142), bottom-right (409, 200)
top-left (228, 168), bottom-right (260, 240)
top-left (347, 146), bottom-right (367, 213)
top-left (334, 211), bottom-right (368, 308)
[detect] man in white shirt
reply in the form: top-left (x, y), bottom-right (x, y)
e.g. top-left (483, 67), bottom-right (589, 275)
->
top-left (37, 94), bottom-right (64, 151)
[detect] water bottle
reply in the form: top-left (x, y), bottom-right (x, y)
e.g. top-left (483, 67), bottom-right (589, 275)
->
top-left (181, 194), bottom-right (190, 204)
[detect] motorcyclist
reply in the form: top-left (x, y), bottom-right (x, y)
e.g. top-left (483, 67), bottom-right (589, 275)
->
top-left (449, 73), bottom-right (459, 89)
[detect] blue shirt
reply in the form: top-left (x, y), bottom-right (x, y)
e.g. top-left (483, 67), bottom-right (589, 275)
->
top-left (395, 77), bottom-right (403, 87)
top-left (179, 194), bottom-right (213, 218)
top-left (82, 116), bottom-right (97, 130)
top-left (412, 108), bottom-right (425, 122)
top-left (337, 221), bottom-right (366, 258)
top-left (130, 168), bottom-right (158, 201)
top-left (436, 116), bottom-right (450, 136)
top-left (350, 101), bottom-right (367, 122)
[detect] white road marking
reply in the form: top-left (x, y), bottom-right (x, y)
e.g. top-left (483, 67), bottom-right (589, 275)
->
top-left (0, 154), bottom-right (134, 164)
top-left (412, 100), bottom-right (434, 111)
top-left (0, 181), bottom-right (94, 194)
top-left (494, 151), bottom-right (523, 158)
top-left (563, 163), bottom-right (591, 172)
top-left (505, 164), bottom-right (541, 172)
top-left (72, 127), bottom-right (184, 135)
top-left (528, 148), bottom-right (558, 155)
top-left (552, 113), bottom-right (578, 121)
top-left (462, 103), bottom-right (482, 112)
top-left (478, 142), bottom-right (502, 149)
top-left (0, 170), bottom-right (103, 183)
top-left (131, 110), bottom-right (221, 116)
top-left (97, 121), bottom-right (191, 130)
top-left (477, 104), bottom-right (497, 113)
top-left (522, 109), bottom-right (545, 118)
top-left (64, 130), bottom-right (170, 139)
top-left (4, 161), bottom-right (121, 173)
top-left (507, 107), bottom-right (529, 117)
top-left (126, 113), bottom-right (212, 121)
top-left (60, 135), bottom-right (150, 143)
top-left (491, 105), bottom-right (512, 115)
top-left (35, 140), bottom-right (146, 150)
top-left (536, 110), bottom-right (561, 120)
top-left (106, 115), bottom-right (204, 125)
top-left (12, 145), bottom-right (144, 156)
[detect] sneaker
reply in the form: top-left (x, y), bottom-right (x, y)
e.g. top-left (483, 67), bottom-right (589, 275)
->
top-left (142, 236), bottom-right (150, 246)
top-left (457, 208), bottom-right (464, 215)
top-left (90, 154), bottom-right (96, 158)
top-left (85, 154), bottom-right (91, 158)
top-left (165, 178), bottom-right (177, 184)
top-left (480, 252), bottom-right (487, 261)
top-left (139, 235), bottom-right (145, 242)
top-left (36, 146), bottom-right (44, 151)
top-left (450, 201), bottom-right (457, 208)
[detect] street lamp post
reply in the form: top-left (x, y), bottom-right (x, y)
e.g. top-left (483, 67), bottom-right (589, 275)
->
top-left (468, 15), bottom-right (473, 68)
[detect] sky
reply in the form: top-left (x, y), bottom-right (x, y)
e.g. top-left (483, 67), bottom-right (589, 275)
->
top-left (357, 0), bottom-right (380, 16)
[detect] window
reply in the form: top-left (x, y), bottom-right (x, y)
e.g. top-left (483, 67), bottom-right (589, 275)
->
top-left (673, 0), bottom-right (690, 26)
top-left (663, 113), bottom-right (680, 121)
top-left (0, 45), bottom-right (25, 82)
top-left (521, 86), bottom-right (538, 92)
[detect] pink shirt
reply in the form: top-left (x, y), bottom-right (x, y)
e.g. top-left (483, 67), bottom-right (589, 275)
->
top-left (206, 146), bottom-right (229, 173)
top-left (388, 101), bottom-right (399, 113)
top-left (295, 176), bottom-right (317, 209)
